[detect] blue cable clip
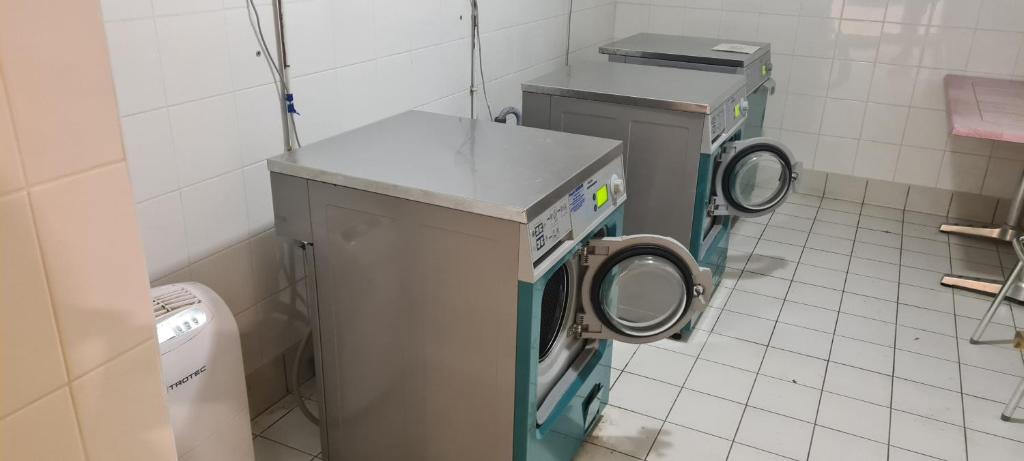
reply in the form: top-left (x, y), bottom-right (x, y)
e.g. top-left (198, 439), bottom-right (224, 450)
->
top-left (286, 93), bottom-right (300, 116)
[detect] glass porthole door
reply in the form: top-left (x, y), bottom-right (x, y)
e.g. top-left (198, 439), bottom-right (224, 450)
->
top-left (714, 137), bottom-right (800, 218)
top-left (577, 235), bottom-right (712, 343)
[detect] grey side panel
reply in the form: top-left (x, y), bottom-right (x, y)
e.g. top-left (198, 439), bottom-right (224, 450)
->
top-left (546, 96), bottom-right (704, 248)
top-left (307, 181), bottom-right (521, 461)
top-left (522, 91), bottom-right (551, 129)
top-left (271, 172), bottom-right (312, 242)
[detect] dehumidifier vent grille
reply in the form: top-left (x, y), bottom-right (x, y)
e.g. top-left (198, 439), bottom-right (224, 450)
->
top-left (152, 287), bottom-right (202, 318)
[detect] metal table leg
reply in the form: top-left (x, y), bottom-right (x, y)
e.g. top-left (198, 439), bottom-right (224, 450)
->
top-left (941, 175), bottom-right (1024, 242)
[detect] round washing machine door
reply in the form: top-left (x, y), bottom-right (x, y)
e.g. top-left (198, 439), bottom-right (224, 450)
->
top-left (578, 235), bottom-right (712, 343)
top-left (714, 137), bottom-right (800, 218)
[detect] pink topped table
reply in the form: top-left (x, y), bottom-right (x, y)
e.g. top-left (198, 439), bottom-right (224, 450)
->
top-left (945, 74), bottom-right (1024, 143)
top-left (940, 75), bottom-right (1024, 304)
top-left (943, 76), bottom-right (1024, 421)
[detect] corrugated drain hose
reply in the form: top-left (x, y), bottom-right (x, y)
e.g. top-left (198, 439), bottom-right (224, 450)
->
top-left (494, 106), bottom-right (522, 125)
top-left (289, 330), bottom-right (320, 425)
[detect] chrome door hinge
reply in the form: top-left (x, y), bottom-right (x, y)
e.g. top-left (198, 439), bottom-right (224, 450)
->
top-left (571, 314), bottom-right (586, 338)
top-left (708, 197), bottom-right (730, 216)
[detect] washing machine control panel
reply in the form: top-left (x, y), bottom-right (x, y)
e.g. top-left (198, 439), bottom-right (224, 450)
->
top-left (529, 198), bottom-right (572, 263)
top-left (711, 90), bottom-right (748, 143)
top-left (528, 156), bottom-right (626, 264)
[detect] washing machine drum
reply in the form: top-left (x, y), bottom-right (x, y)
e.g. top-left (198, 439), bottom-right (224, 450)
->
top-left (536, 259), bottom-right (584, 407)
top-left (538, 264), bottom-right (571, 362)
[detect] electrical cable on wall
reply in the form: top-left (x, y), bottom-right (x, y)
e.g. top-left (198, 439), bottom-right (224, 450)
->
top-left (247, 0), bottom-right (319, 428)
top-left (474, 15), bottom-right (494, 120)
top-left (565, 0), bottom-right (574, 65)
top-left (469, 0), bottom-right (493, 120)
top-left (245, 0), bottom-right (302, 149)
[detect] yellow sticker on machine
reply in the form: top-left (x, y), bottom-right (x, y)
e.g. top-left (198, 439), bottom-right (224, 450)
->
top-left (734, 104), bottom-right (741, 119)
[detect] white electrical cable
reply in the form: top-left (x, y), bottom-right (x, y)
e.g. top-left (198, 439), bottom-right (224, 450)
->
top-left (566, 0), bottom-right (574, 65)
top-left (475, 22), bottom-right (494, 120)
top-left (249, 0), bottom-right (318, 426)
top-left (469, 0), bottom-right (493, 120)
top-left (245, 0), bottom-right (302, 148)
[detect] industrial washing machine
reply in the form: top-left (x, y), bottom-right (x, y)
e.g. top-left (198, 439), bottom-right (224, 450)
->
top-left (600, 33), bottom-right (774, 139)
top-left (268, 111), bottom-right (711, 461)
top-left (522, 62), bottom-right (798, 291)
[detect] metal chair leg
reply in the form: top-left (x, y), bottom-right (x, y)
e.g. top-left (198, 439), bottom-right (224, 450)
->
top-left (1003, 377), bottom-right (1024, 421)
top-left (942, 274), bottom-right (1003, 296)
top-left (943, 175), bottom-right (1024, 241)
top-left (1002, 331), bottom-right (1024, 421)
top-left (939, 224), bottom-right (1018, 241)
top-left (970, 260), bottom-right (1023, 344)
top-left (970, 236), bottom-right (1024, 343)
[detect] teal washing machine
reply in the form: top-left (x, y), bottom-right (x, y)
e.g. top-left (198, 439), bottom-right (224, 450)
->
top-left (517, 206), bottom-right (710, 461)
top-left (601, 33), bottom-right (774, 139)
top-left (268, 111), bottom-right (711, 461)
top-left (522, 62), bottom-right (799, 308)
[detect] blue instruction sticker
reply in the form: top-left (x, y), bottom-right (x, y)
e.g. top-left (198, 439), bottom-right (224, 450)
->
top-left (569, 184), bottom-right (585, 212)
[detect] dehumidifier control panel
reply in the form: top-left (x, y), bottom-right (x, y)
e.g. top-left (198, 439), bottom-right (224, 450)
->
top-left (156, 307), bottom-right (209, 344)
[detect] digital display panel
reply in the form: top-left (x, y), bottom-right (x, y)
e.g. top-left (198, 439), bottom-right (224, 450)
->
top-left (595, 185), bottom-right (609, 208)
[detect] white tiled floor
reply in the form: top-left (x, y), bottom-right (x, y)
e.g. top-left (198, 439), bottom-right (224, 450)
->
top-left (249, 195), bottom-right (1024, 461)
top-left (582, 194), bottom-right (1024, 461)
top-left (251, 380), bottom-right (322, 461)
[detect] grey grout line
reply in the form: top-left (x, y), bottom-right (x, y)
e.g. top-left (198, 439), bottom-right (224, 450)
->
top-left (886, 213), bottom-right (905, 461)
top-left (724, 254), bottom-right (1023, 369)
top-left (749, 205), bottom-right (1024, 458)
top-left (731, 441), bottom-right (801, 461)
top-left (724, 211), bottom-right (798, 460)
top-left (953, 283), bottom-right (973, 461)
top-left (647, 327), bottom-right (1021, 409)
top-left (254, 408), bottom-right (293, 437)
top-left (728, 206), bottom-right (827, 459)
top-left (577, 432), bottom-right (645, 461)
top-left (806, 201), bottom-right (859, 461)
top-left (254, 435), bottom-right (315, 459)
top-left (695, 332), bottom-right (1021, 416)
top-left (740, 242), bottom-right (1014, 334)
top-left (640, 253), bottom-right (746, 461)
top-left (631, 219), bottom-right (773, 461)
top-left (608, 203), bottom-right (1024, 460)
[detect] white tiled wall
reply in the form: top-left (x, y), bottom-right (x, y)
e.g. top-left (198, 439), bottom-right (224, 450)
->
top-left (101, 0), bottom-right (617, 400)
top-left (1, 0), bottom-right (175, 458)
top-left (614, 0), bottom-right (1024, 198)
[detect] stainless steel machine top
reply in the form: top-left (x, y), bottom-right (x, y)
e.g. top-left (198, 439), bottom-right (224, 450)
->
top-left (266, 110), bottom-right (622, 224)
top-left (522, 61), bottom-right (745, 114)
top-left (600, 33), bottom-right (769, 68)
